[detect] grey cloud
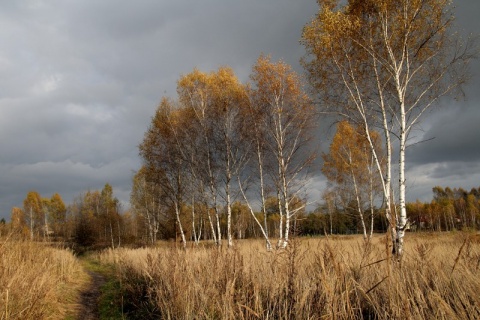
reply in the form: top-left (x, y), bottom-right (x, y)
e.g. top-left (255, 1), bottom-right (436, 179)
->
top-left (0, 157), bottom-right (137, 215)
top-left (0, 0), bottom-right (318, 218)
top-left (407, 101), bottom-right (480, 166)
top-left (0, 0), bottom-right (478, 219)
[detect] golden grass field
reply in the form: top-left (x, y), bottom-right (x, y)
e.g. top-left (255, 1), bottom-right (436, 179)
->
top-left (1, 232), bottom-right (479, 319)
top-left (0, 239), bottom-right (88, 320)
top-left (95, 232), bottom-right (480, 319)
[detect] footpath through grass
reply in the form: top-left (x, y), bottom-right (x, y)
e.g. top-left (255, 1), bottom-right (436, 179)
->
top-left (77, 255), bottom-right (125, 320)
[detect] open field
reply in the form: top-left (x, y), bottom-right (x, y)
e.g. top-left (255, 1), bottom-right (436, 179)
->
top-left (93, 232), bottom-right (480, 319)
top-left (1, 232), bottom-right (479, 319)
top-left (0, 238), bottom-right (88, 320)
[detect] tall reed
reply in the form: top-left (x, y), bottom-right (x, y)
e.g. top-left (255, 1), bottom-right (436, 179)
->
top-left (0, 238), bottom-right (87, 320)
top-left (98, 233), bottom-right (480, 319)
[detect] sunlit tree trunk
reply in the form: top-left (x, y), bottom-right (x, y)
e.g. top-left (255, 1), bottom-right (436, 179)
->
top-left (174, 201), bottom-right (187, 250)
top-left (238, 176), bottom-right (272, 250)
top-left (191, 196), bottom-right (198, 245)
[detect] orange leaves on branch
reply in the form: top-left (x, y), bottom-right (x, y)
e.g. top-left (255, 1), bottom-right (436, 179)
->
top-left (322, 121), bottom-right (383, 188)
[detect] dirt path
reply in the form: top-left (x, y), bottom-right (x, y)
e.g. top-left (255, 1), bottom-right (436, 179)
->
top-left (77, 269), bottom-right (106, 320)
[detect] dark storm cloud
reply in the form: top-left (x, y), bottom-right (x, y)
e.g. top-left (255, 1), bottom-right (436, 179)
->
top-left (0, 0), bottom-right (477, 218)
top-left (0, 0), bottom-right (318, 218)
top-left (408, 102), bottom-right (480, 165)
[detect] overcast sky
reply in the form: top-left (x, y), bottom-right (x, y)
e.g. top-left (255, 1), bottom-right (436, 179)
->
top-left (0, 0), bottom-right (478, 220)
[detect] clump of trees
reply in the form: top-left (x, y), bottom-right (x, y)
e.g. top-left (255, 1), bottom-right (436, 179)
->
top-left (8, 191), bottom-right (67, 241)
top-left (5, 184), bottom-right (136, 251)
top-left (133, 0), bottom-right (476, 253)
top-left (135, 56), bottom-right (316, 249)
top-left (68, 184), bottom-right (127, 249)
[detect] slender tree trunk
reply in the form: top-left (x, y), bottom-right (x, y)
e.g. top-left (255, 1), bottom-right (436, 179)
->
top-left (202, 111), bottom-right (222, 246)
top-left (192, 195), bottom-right (198, 244)
top-left (396, 99), bottom-right (407, 258)
top-left (277, 188), bottom-right (284, 248)
top-left (280, 155), bottom-right (292, 248)
top-left (175, 201), bottom-right (187, 250)
top-left (117, 218), bottom-right (121, 247)
top-left (214, 203), bottom-right (222, 246)
top-left (207, 207), bottom-right (217, 244)
top-left (208, 175), bottom-right (221, 245)
top-left (197, 215), bottom-right (203, 242)
top-left (257, 143), bottom-right (271, 250)
top-left (44, 209), bottom-right (50, 242)
top-left (369, 190), bottom-right (375, 239)
top-left (369, 54), bottom-right (396, 252)
top-left (369, 153), bottom-right (375, 239)
top-left (351, 166), bottom-right (367, 240)
top-left (110, 221), bottom-right (115, 249)
top-left (282, 193), bottom-right (291, 248)
top-left (30, 207), bottom-right (34, 241)
top-left (226, 152), bottom-right (233, 248)
top-left (238, 176), bottom-right (272, 250)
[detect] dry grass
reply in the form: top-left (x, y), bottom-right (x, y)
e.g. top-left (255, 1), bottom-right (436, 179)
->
top-left (95, 232), bottom-right (480, 319)
top-left (0, 237), bottom-right (88, 320)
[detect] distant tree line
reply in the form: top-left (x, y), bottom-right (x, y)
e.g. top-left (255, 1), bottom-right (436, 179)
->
top-left (3, 184), bottom-right (479, 248)
top-left (407, 186), bottom-right (480, 231)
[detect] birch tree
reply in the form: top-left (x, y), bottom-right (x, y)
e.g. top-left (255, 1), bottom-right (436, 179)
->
top-left (49, 193), bottom-right (66, 238)
top-left (237, 74), bottom-right (276, 250)
top-left (177, 67), bottom-right (249, 247)
top-left (302, 0), bottom-right (476, 257)
top-left (131, 166), bottom-right (166, 244)
top-left (11, 207), bottom-right (27, 238)
top-left (23, 191), bottom-right (43, 241)
top-left (322, 121), bottom-right (384, 240)
top-left (177, 70), bottom-right (223, 245)
top-left (209, 67), bottom-right (249, 247)
top-left (250, 55), bottom-right (316, 248)
top-left (139, 99), bottom-right (189, 249)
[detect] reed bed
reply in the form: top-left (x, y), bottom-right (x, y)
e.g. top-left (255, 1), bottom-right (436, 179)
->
top-left (97, 232), bottom-right (480, 319)
top-left (0, 238), bottom-right (87, 320)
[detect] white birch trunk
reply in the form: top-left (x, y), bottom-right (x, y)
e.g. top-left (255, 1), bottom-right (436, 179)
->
top-left (175, 201), bottom-right (187, 250)
top-left (276, 189), bottom-right (284, 248)
top-left (30, 207), bottom-right (34, 241)
top-left (351, 170), bottom-right (367, 241)
top-left (226, 180), bottom-right (233, 248)
top-left (207, 207), bottom-right (217, 244)
top-left (369, 157), bottom-right (375, 239)
top-left (225, 132), bottom-right (234, 248)
top-left (44, 208), bottom-right (50, 242)
top-left (257, 142), bottom-right (271, 250)
top-left (191, 196), bottom-right (198, 244)
top-left (281, 169), bottom-right (291, 248)
top-left (238, 176), bottom-right (272, 250)
top-left (396, 101), bottom-right (407, 257)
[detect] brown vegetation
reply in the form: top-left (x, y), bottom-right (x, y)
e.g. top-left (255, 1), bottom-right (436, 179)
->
top-left (93, 232), bottom-right (480, 319)
top-left (0, 238), bottom-right (87, 320)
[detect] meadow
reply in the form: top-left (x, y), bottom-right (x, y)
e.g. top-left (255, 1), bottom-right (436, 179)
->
top-left (1, 232), bottom-right (479, 319)
top-left (0, 238), bottom-right (87, 320)
top-left (94, 232), bottom-right (480, 319)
